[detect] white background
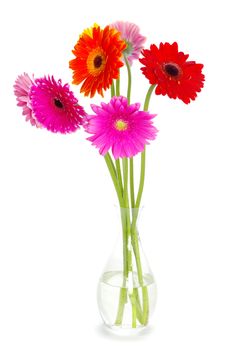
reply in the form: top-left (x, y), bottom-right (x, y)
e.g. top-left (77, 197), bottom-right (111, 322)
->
top-left (0, 0), bottom-right (232, 349)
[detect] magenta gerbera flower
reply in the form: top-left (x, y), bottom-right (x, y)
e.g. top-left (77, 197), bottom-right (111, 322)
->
top-left (14, 73), bottom-right (41, 128)
top-left (84, 96), bottom-right (158, 159)
top-left (30, 76), bottom-right (86, 134)
top-left (110, 21), bottom-right (146, 65)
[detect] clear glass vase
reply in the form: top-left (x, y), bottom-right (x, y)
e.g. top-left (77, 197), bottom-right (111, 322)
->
top-left (97, 207), bottom-right (157, 331)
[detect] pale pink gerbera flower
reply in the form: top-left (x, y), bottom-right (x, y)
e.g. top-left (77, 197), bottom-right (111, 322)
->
top-left (14, 73), bottom-right (41, 127)
top-left (30, 76), bottom-right (86, 134)
top-left (110, 21), bottom-right (146, 65)
top-left (85, 96), bottom-right (158, 159)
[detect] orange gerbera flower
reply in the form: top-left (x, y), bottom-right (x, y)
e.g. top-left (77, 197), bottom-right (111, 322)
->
top-left (69, 25), bottom-right (126, 98)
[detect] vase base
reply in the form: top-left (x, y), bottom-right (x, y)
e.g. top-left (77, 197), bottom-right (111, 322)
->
top-left (97, 270), bottom-right (157, 330)
top-left (101, 322), bottom-right (154, 336)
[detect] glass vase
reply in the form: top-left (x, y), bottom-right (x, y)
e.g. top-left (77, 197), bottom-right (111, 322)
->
top-left (97, 207), bottom-right (157, 331)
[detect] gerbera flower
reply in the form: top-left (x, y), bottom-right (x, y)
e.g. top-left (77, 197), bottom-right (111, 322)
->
top-left (84, 96), bottom-right (158, 159)
top-left (140, 42), bottom-right (205, 104)
top-left (69, 25), bottom-right (126, 98)
top-left (14, 73), bottom-right (41, 127)
top-left (29, 76), bottom-right (85, 134)
top-left (110, 21), bottom-right (146, 65)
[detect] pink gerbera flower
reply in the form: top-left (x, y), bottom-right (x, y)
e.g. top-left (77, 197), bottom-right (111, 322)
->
top-left (14, 73), bottom-right (41, 127)
top-left (30, 76), bottom-right (86, 134)
top-left (110, 21), bottom-right (146, 65)
top-left (85, 96), bottom-right (158, 159)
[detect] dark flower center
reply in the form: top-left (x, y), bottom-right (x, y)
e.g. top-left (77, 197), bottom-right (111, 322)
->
top-left (54, 98), bottom-right (63, 108)
top-left (94, 55), bottom-right (103, 68)
top-left (164, 63), bottom-right (180, 77)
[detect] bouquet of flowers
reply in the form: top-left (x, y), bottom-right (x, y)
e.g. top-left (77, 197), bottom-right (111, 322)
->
top-left (14, 21), bottom-right (204, 330)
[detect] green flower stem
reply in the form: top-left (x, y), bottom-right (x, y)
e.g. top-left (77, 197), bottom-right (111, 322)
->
top-left (129, 292), bottom-right (137, 328)
top-left (115, 287), bottom-right (127, 325)
top-left (131, 221), bottom-right (148, 324)
top-left (116, 77), bottom-right (120, 96)
top-left (122, 158), bottom-right (138, 326)
top-left (121, 210), bottom-right (129, 279)
top-left (122, 158), bottom-right (131, 272)
top-left (122, 158), bottom-right (129, 206)
top-left (104, 155), bottom-right (132, 326)
top-left (124, 55), bottom-right (132, 104)
top-left (143, 84), bottom-right (156, 111)
top-left (104, 153), bottom-right (130, 325)
top-left (115, 159), bottom-right (123, 197)
top-left (120, 159), bottom-right (129, 281)
top-left (115, 159), bottom-right (130, 325)
top-left (115, 207), bottom-right (130, 326)
top-left (130, 85), bottom-right (156, 325)
top-left (114, 55), bottom-right (133, 328)
top-left (133, 288), bottom-right (143, 324)
top-left (131, 84), bottom-right (156, 243)
top-left (111, 81), bottom-right (115, 97)
top-left (124, 53), bottom-right (142, 326)
top-left (116, 158), bottom-right (139, 326)
top-left (130, 158), bottom-right (135, 209)
top-left (125, 54), bottom-right (135, 212)
top-left (131, 151), bottom-right (146, 234)
top-left (142, 286), bottom-right (149, 325)
top-left (104, 153), bottom-right (123, 207)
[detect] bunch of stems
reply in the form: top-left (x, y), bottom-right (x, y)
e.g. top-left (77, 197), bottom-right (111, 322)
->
top-left (104, 56), bottom-right (155, 327)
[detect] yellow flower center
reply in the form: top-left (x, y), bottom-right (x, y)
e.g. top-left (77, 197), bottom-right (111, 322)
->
top-left (87, 48), bottom-right (106, 76)
top-left (115, 119), bottom-right (128, 131)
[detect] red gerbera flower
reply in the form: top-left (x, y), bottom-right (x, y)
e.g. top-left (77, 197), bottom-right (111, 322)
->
top-left (140, 42), bottom-right (204, 104)
top-left (69, 25), bottom-right (126, 98)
